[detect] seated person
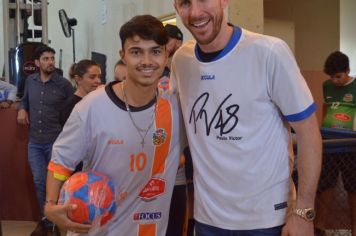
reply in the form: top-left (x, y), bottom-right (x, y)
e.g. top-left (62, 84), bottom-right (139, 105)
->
top-left (0, 79), bottom-right (17, 109)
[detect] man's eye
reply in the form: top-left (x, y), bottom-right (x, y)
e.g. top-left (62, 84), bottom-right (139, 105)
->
top-left (153, 49), bottom-right (162, 55)
top-left (131, 50), bottom-right (140, 56)
top-left (182, 1), bottom-right (190, 7)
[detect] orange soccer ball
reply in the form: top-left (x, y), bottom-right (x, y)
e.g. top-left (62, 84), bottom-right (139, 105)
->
top-left (59, 171), bottom-right (116, 226)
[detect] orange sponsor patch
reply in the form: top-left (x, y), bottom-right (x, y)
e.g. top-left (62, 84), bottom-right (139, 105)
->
top-left (107, 139), bottom-right (124, 145)
top-left (138, 223), bottom-right (156, 236)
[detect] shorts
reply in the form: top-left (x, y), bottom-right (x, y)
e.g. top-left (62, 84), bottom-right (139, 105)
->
top-left (318, 152), bottom-right (356, 193)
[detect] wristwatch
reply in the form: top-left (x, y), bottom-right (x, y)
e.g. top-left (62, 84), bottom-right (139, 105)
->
top-left (293, 208), bottom-right (316, 221)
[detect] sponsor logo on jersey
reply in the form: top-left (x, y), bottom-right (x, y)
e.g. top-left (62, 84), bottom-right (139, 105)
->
top-left (152, 128), bottom-right (166, 146)
top-left (133, 212), bottom-right (162, 221)
top-left (333, 113), bottom-right (351, 121)
top-left (201, 75), bottom-right (215, 80)
top-left (139, 178), bottom-right (166, 201)
top-left (343, 94), bottom-right (353, 102)
top-left (107, 139), bottom-right (124, 145)
top-left (274, 201), bottom-right (288, 210)
top-left (158, 77), bottom-right (170, 92)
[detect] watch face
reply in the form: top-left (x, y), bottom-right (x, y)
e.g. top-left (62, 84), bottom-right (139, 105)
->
top-left (305, 209), bottom-right (316, 220)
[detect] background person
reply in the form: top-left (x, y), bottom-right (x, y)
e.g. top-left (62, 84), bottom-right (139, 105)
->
top-left (17, 45), bottom-right (73, 236)
top-left (158, 24), bottom-right (183, 93)
top-left (114, 59), bottom-right (127, 82)
top-left (0, 79), bottom-right (17, 109)
top-left (317, 51), bottom-right (356, 236)
top-left (60, 59), bottom-right (101, 127)
top-left (172, 0), bottom-right (322, 235)
top-left (161, 24), bottom-right (190, 236)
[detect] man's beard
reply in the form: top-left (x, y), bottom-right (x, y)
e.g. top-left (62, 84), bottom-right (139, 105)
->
top-left (42, 67), bottom-right (55, 76)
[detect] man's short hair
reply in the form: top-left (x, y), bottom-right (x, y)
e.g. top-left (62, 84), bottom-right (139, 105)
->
top-left (34, 45), bottom-right (56, 60)
top-left (324, 51), bottom-right (349, 75)
top-left (119, 15), bottom-right (169, 48)
top-left (164, 24), bottom-right (183, 41)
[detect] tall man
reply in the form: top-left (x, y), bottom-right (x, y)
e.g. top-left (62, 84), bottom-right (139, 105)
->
top-left (172, 0), bottom-right (322, 235)
top-left (44, 15), bottom-right (184, 236)
top-left (17, 45), bottom-right (74, 236)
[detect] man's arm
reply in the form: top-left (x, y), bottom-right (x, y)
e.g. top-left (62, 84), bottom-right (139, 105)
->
top-left (45, 170), bottom-right (91, 233)
top-left (282, 113), bottom-right (322, 236)
top-left (17, 78), bottom-right (30, 124)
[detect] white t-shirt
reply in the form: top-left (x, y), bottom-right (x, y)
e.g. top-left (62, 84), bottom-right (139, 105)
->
top-left (50, 82), bottom-right (184, 236)
top-left (0, 80), bottom-right (17, 102)
top-left (171, 27), bottom-right (315, 230)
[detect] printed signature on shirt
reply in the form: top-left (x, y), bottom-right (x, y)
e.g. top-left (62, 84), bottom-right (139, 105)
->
top-left (189, 92), bottom-right (241, 141)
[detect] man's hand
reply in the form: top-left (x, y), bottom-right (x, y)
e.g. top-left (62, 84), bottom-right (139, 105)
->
top-left (17, 109), bottom-right (29, 125)
top-left (0, 101), bottom-right (11, 109)
top-left (282, 214), bottom-right (314, 236)
top-left (45, 203), bottom-right (92, 234)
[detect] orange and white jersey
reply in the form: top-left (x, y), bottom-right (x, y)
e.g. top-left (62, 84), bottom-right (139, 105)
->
top-left (49, 81), bottom-right (184, 236)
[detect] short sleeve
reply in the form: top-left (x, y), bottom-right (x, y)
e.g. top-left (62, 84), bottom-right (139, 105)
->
top-left (51, 109), bottom-right (90, 170)
top-left (267, 39), bottom-right (316, 122)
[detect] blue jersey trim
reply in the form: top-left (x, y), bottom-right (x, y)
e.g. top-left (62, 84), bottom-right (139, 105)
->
top-left (195, 26), bottom-right (242, 62)
top-left (285, 103), bottom-right (317, 122)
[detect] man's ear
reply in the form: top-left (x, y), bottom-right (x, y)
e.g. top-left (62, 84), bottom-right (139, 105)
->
top-left (173, 1), bottom-right (178, 11)
top-left (222, 0), bottom-right (229, 9)
top-left (74, 75), bottom-right (81, 81)
top-left (119, 50), bottom-right (126, 64)
top-left (35, 59), bottom-right (40, 67)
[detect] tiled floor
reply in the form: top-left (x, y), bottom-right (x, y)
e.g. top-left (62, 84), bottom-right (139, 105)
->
top-left (1, 221), bottom-right (37, 236)
top-left (1, 221), bottom-right (66, 236)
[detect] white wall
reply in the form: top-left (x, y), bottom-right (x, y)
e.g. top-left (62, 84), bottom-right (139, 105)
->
top-left (264, 18), bottom-right (295, 53)
top-left (340, 0), bottom-right (356, 76)
top-left (47, 0), bottom-right (177, 83)
top-left (228, 0), bottom-right (264, 33)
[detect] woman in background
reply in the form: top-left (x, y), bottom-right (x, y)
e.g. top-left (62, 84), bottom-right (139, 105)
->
top-left (60, 59), bottom-right (101, 127)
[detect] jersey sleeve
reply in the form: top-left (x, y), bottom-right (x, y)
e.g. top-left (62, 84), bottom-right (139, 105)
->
top-left (267, 39), bottom-right (316, 122)
top-left (49, 108), bottom-right (90, 179)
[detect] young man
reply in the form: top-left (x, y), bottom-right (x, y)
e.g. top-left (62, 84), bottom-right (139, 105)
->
top-left (318, 51), bottom-right (356, 236)
top-left (172, 0), bottom-right (322, 235)
top-left (17, 45), bottom-right (73, 236)
top-left (0, 79), bottom-right (17, 109)
top-left (44, 15), bottom-right (184, 236)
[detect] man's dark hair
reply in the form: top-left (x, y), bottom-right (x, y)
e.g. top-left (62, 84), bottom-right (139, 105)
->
top-left (165, 24), bottom-right (183, 41)
top-left (34, 45), bottom-right (56, 60)
top-left (115, 59), bottom-right (126, 67)
top-left (119, 15), bottom-right (168, 48)
top-left (324, 51), bottom-right (349, 75)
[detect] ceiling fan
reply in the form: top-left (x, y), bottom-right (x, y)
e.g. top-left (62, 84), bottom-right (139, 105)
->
top-left (59, 9), bottom-right (77, 62)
